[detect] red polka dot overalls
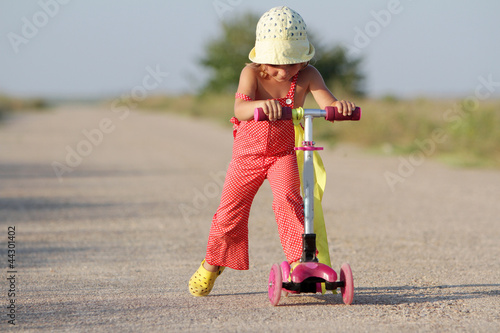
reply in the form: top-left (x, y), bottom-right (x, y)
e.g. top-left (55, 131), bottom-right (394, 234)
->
top-left (205, 74), bottom-right (304, 270)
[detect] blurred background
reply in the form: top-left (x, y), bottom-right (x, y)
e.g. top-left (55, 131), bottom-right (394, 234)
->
top-left (1, 0), bottom-right (499, 167)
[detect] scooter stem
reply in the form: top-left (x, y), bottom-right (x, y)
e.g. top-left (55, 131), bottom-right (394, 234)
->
top-left (302, 115), bottom-right (315, 235)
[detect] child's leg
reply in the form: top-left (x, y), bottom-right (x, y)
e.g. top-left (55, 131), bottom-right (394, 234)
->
top-left (205, 159), bottom-right (266, 270)
top-left (190, 158), bottom-right (265, 296)
top-left (203, 261), bottom-right (219, 272)
top-left (267, 154), bottom-right (305, 264)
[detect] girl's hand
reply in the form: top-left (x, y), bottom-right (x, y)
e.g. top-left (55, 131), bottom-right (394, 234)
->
top-left (333, 100), bottom-right (356, 117)
top-left (259, 99), bottom-right (282, 121)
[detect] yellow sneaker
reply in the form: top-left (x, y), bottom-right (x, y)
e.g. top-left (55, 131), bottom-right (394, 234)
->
top-left (188, 259), bottom-right (225, 296)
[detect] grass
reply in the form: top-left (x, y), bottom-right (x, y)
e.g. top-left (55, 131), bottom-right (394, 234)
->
top-left (4, 89), bottom-right (498, 168)
top-left (130, 93), bottom-right (500, 169)
top-left (0, 94), bottom-right (48, 120)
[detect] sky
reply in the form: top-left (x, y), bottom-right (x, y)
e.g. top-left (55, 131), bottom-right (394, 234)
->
top-left (1, 0), bottom-right (500, 99)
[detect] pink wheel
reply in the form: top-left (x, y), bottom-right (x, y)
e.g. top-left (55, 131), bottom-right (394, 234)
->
top-left (268, 263), bottom-right (282, 306)
top-left (340, 263), bottom-right (354, 305)
top-left (280, 261), bottom-right (291, 296)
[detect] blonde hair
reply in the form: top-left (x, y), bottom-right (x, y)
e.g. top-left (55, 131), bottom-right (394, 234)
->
top-left (246, 62), bottom-right (309, 79)
top-left (246, 63), bottom-right (269, 79)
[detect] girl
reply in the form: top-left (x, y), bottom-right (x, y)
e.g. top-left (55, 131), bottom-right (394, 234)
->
top-left (189, 6), bottom-right (356, 296)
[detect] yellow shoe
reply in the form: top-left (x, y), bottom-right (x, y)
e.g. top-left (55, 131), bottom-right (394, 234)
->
top-left (188, 259), bottom-right (225, 296)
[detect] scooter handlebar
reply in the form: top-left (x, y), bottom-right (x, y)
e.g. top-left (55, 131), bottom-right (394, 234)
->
top-left (254, 107), bottom-right (293, 121)
top-left (254, 106), bottom-right (361, 121)
top-left (325, 106), bottom-right (361, 122)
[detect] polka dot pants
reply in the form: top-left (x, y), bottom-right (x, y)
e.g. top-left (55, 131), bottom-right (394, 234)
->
top-left (205, 120), bottom-right (305, 270)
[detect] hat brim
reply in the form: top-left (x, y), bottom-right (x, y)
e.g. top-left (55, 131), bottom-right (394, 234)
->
top-left (249, 40), bottom-right (315, 65)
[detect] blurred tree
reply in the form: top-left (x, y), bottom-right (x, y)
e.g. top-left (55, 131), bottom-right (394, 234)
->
top-left (199, 13), bottom-right (257, 94)
top-left (313, 45), bottom-right (366, 98)
top-left (199, 13), bottom-right (365, 97)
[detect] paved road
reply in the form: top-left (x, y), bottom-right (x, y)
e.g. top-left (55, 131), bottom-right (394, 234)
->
top-left (1, 106), bottom-right (499, 332)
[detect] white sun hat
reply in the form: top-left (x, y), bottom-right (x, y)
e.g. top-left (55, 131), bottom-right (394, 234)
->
top-left (249, 6), bottom-right (315, 65)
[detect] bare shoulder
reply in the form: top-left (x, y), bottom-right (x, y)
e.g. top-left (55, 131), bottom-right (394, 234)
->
top-left (238, 65), bottom-right (259, 87)
top-left (299, 64), bottom-right (335, 107)
top-left (240, 64), bottom-right (259, 80)
top-left (237, 64), bottom-right (260, 97)
top-left (300, 65), bottom-right (324, 83)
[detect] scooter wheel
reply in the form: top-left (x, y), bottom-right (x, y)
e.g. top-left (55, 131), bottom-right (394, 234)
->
top-left (280, 261), bottom-right (291, 297)
top-left (268, 263), bottom-right (282, 306)
top-left (340, 263), bottom-right (354, 305)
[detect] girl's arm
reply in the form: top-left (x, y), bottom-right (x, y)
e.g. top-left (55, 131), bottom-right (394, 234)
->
top-left (234, 66), bottom-right (282, 121)
top-left (307, 66), bottom-right (356, 116)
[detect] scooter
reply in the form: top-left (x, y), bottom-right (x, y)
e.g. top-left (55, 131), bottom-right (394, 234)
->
top-left (254, 105), bottom-right (361, 306)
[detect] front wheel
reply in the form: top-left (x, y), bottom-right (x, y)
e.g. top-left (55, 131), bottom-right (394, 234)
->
top-left (268, 263), bottom-right (282, 306)
top-left (340, 263), bottom-right (354, 305)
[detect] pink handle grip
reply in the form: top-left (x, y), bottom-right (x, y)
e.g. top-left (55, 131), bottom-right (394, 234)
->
top-left (325, 106), bottom-right (361, 122)
top-left (254, 107), bottom-right (293, 121)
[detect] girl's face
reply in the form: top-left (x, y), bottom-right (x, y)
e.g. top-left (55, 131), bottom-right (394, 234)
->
top-left (265, 63), bottom-right (304, 82)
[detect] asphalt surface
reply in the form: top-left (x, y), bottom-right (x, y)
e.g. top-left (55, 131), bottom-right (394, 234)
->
top-left (0, 106), bottom-right (499, 332)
